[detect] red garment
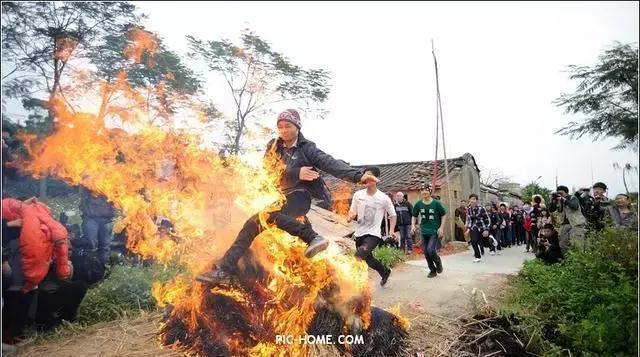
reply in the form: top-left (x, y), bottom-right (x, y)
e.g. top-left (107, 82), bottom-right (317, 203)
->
top-left (1, 198), bottom-right (71, 292)
top-left (523, 216), bottom-right (532, 232)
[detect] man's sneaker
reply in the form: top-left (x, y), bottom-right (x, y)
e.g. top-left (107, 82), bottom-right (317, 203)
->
top-left (195, 267), bottom-right (232, 285)
top-left (305, 236), bottom-right (329, 258)
top-left (473, 258), bottom-right (482, 263)
top-left (427, 271), bottom-right (437, 278)
top-left (490, 251), bottom-right (495, 256)
top-left (436, 264), bottom-right (443, 274)
top-left (380, 268), bottom-right (391, 286)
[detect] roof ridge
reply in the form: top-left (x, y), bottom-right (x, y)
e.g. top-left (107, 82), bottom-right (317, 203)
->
top-left (352, 155), bottom-right (467, 167)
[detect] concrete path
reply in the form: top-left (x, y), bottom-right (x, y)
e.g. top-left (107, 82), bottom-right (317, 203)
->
top-left (370, 245), bottom-right (535, 318)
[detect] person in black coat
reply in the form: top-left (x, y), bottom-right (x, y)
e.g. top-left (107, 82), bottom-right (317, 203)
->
top-left (535, 223), bottom-right (563, 264)
top-left (196, 109), bottom-right (379, 284)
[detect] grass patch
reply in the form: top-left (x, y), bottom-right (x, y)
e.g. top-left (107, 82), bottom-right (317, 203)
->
top-left (75, 261), bottom-right (183, 325)
top-left (372, 245), bottom-right (406, 269)
top-left (41, 192), bottom-right (82, 226)
top-left (500, 228), bottom-right (638, 356)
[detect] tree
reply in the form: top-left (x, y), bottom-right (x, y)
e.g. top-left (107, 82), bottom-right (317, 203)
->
top-left (2, 2), bottom-right (141, 106)
top-left (85, 25), bottom-right (206, 125)
top-left (479, 166), bottom-right (511, 187)
top-left (554, 42), bottom-right (638, 151)
top-left (2, 1), bottom-right (141, 197)
top-left (613, 162), bottom-right (638, 196)
top-left (187, 29), bottom-right (331, 154)
top-left (520, 182), bottom-right (553, 204)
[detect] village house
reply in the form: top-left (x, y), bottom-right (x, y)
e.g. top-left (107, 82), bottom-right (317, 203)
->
top-left (320, 153), bottom-right (483, 242)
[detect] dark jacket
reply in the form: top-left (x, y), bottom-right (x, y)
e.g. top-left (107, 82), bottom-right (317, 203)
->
top-left (489, 211), bottom-right (501, 232)
top-left (394, 201), bottom-right (413, 226)
top-left (465, 206), bottom-right (491, 232)
top-left (80, 188), bottom-right (115, 219)
top-left (265, 133), bottom-right (364, 204)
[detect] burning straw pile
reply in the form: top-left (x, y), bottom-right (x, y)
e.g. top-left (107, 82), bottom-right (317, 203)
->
top-left (159, 247), bottom-right (409, 356)
top-left (16, 29), bottom-right (409, 356)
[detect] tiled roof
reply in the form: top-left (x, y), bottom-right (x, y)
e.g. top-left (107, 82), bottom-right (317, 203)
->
top-left (322, 153), bottom-right (478, 198)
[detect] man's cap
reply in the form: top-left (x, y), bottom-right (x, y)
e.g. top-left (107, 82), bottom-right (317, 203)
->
top-left (276, 109), bottom-right (301, 129)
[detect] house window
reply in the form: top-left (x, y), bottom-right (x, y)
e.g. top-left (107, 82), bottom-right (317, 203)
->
top-left (454, 190), bottom-right (458, 199)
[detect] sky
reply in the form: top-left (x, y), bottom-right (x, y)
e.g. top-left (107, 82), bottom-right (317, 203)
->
top-left (5, 1), bottom-right (639, 196)
top-left (133, 1), bottom-right (639, 196)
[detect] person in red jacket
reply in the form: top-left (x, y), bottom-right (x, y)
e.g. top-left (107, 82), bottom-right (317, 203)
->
top-left (1, 197), bottom-right (72, 292)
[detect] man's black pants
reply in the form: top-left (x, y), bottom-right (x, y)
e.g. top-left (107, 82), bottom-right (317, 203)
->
top-left (355, 234), bottom-right (387, 277)
top-left (470, 229), bottom-right (485, 259)
top-left (220, 191), bottom-right (317, 272)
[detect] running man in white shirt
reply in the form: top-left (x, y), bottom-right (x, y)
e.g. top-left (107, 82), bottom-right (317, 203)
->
top-left (348, 167), bottom-right (398, 286)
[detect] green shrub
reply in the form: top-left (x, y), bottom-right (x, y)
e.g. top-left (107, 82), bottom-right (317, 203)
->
top-left (501, 228), bottom-right (638, 356)
top-left (372, 246), bottom-right (405, 269)
top-left (76, 262), bottom-right (182, 325)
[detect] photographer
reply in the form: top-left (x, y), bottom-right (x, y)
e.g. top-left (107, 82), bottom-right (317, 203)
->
top-left (607, 193), bottom-right (638, 231)
top-left (535, 223), bottom-right (563, 264)
top-left (578, 182), bottom-right (610, 231)
top-left (549, 185), bottom-right (586, 254)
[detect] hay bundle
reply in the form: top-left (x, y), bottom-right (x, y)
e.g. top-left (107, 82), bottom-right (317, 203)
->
top-left (160, 253), bottom-right (408, 356)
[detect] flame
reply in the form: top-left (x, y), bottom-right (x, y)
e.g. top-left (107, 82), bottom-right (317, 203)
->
top-left (331, 182), bottom-right (354, 217)
top-left (387, 303), bottom-right (411, 330)
top-left (124, 27), bottom-right (159, 65)
top-left (17, 29), bottom-right (377, 356)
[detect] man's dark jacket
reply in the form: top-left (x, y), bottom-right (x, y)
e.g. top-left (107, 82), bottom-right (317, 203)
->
top-left (394, 201), bottom-right (413, 226)
top-left (266, 133), bottom-right (363, 204)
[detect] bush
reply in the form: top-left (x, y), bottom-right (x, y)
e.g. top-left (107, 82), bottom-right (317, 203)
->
top-left (76, 262), bottom-right (182, 325)
top-left (501, 228), bottom-right (638, 356)
top-left (372, 246), bottom-right (405, 269)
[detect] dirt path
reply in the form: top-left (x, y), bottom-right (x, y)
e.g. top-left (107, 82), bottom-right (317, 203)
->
top-left (370, 245), bottom-right (534, 318)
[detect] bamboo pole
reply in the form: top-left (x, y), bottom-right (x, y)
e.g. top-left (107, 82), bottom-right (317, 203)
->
top-left (432, 40), bottom-right (455, 242)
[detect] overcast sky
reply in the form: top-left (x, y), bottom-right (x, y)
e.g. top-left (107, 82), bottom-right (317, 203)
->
top-left (16, 2), bottom-right (640, 195)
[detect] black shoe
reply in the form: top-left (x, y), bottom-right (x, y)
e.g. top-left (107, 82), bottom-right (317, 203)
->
top-left (436, 264), bottom-right (443, 274)
top-left (195, 267), bottom-right (232, 285)
top-left (427, 271), bottom-right (437, 278)
top-left (380, 268), bottom-right (391, 286)
top-left (305, 236), bottom-right (329, 258)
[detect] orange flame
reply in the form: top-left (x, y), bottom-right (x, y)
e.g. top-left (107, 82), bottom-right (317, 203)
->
top-left (331, 182), bottom-right (354, 217)
top-left (18, 29), bottom-right (373, 356)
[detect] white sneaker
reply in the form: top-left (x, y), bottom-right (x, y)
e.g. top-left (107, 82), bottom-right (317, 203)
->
top-left (473, 258), bottom-right (481, 263)
top-left (497, 251), bottom-right (502, 255)
top-left (490, 251), bottom-right (495, 256)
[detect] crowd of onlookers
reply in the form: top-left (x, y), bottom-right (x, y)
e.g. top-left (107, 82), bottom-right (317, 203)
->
top-left (382, 181), bottom-right (637, 265)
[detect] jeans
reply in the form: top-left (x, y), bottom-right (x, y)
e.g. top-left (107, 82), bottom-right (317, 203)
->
top-left (82, 216), bottom-right (114, 264)
top-left (355, 234), bottom-right (387, 277)
top-left (220, 191), bottom-right (317, 273)
top-left (470, 229), bottom-right (485, 259)
top-left (397, 225), bottom-right (412, 252)
top-left (422, 234), bottom-right (442, 273)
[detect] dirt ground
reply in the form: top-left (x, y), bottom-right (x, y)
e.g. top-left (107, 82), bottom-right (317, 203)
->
top-left (12, 246), bottom-right (533, 357)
